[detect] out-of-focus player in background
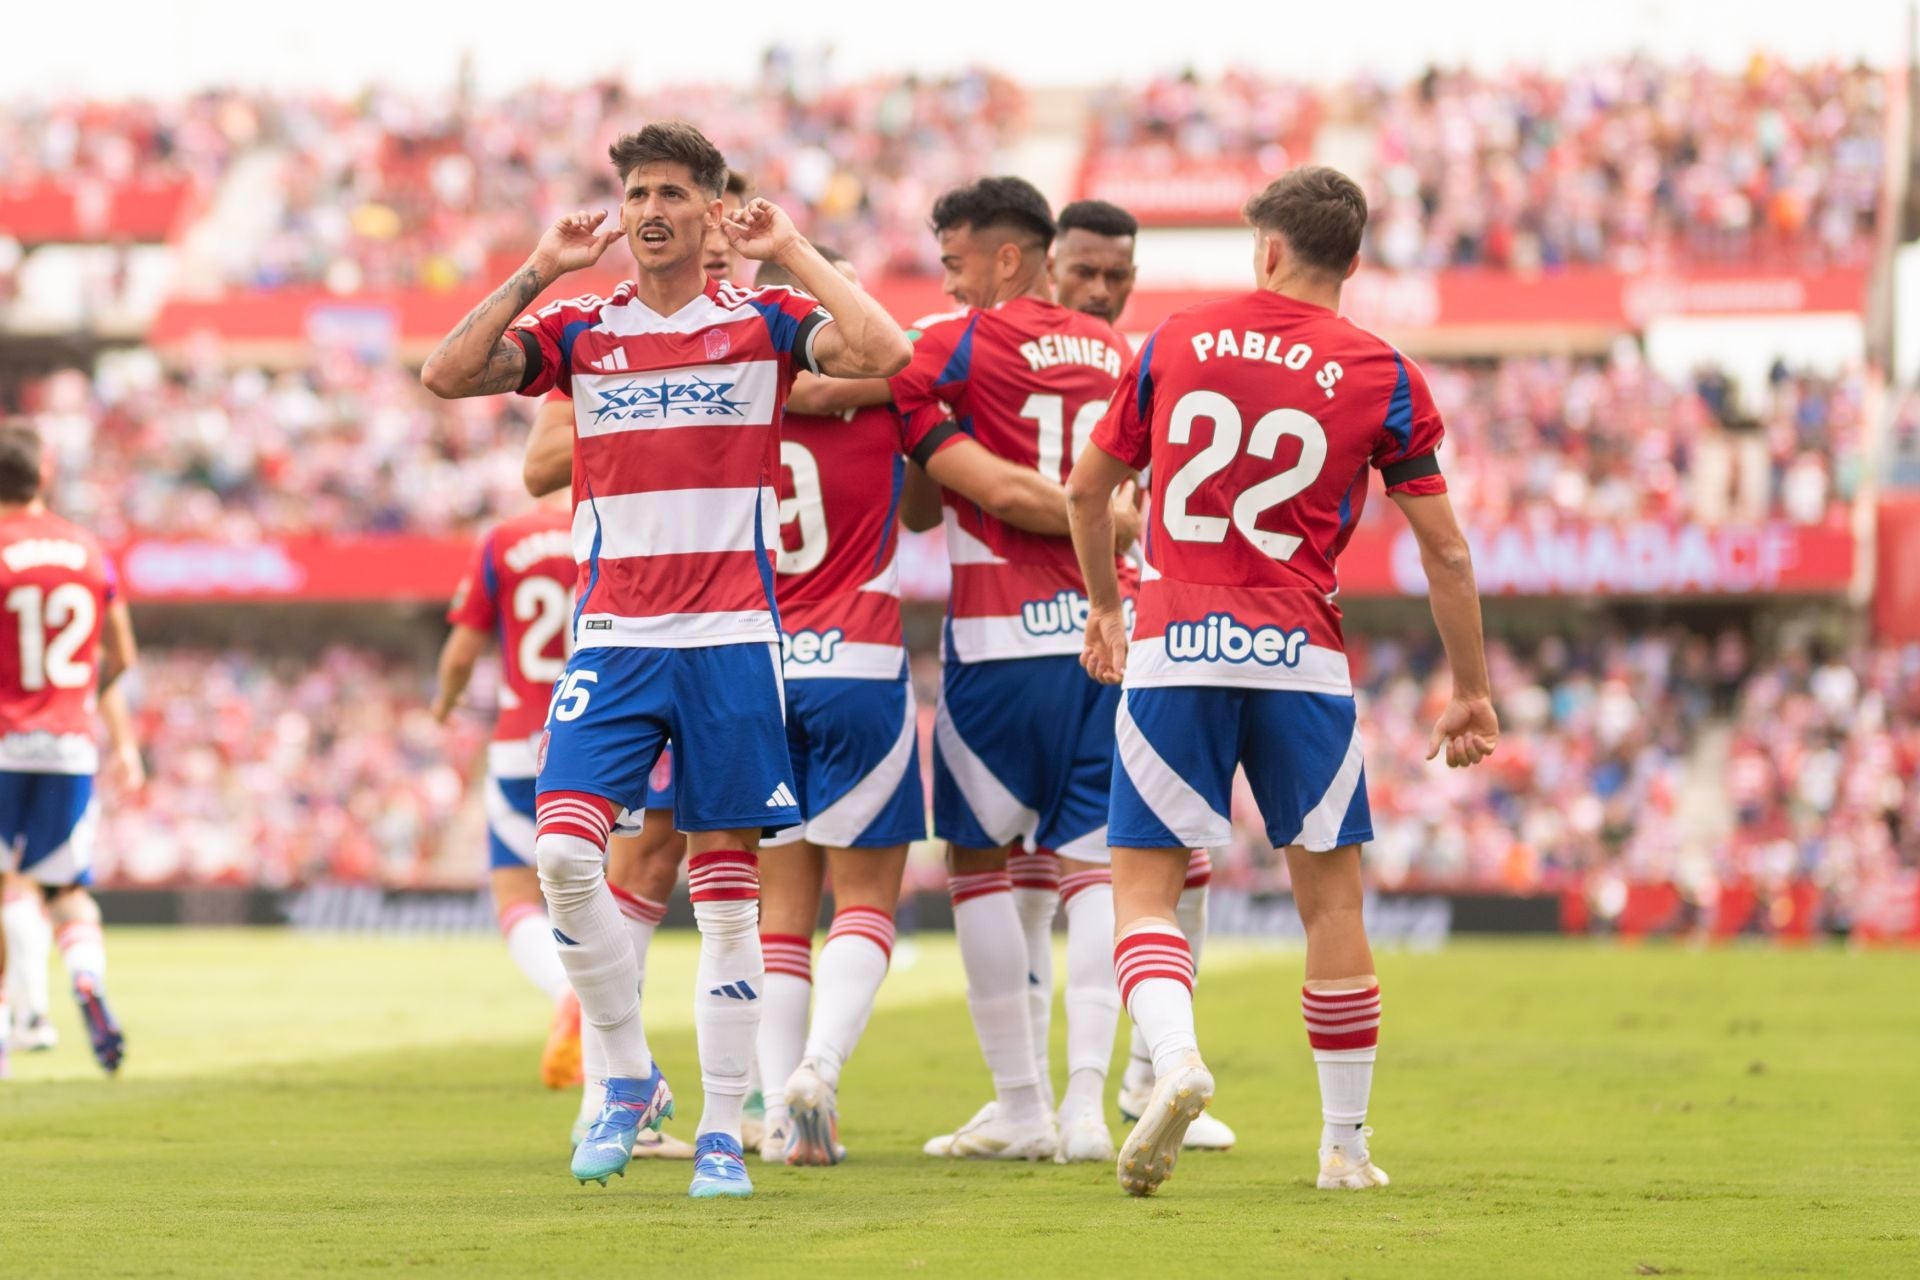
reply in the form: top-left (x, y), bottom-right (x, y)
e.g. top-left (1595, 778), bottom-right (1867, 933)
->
top-left (422, 121), bottom-right (910, 1198)
top-left (433, 491), bottom-right (585, 1094)
top-left (747, 247), bottom-right (927, 1167)
top-left (891, 178), bottom-right (1136, 1163)
top-left (1066, 166), bottom-right (1498, 1196)
top-left (0, 421), bottom-right (138, 1077)
top-left (1051, 198), bottom-right (1237, 1155)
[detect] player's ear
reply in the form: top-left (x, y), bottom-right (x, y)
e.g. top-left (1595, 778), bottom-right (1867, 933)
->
top-left (1343, 255), bottom-right (1360, 281)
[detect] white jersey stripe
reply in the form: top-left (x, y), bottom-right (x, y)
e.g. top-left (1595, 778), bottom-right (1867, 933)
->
top-left (575, 488), bottom-right (775, 560)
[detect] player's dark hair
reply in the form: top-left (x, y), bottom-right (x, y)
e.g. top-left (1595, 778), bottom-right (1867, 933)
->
top-left (1057, 199), bottom-right (1139, 240)
top-left (725, 169), bottom-right (753, 200)
top-left (930, 176), bottom-right (1055, 250)
top-left (608, 122), bottom-right (729, 198)
top-left (1243, 166), bottom-right (1368, 275)
top-left (753, 244), bottom-right (847, 290)
top-left (0, 420), bottom-right (44, 503)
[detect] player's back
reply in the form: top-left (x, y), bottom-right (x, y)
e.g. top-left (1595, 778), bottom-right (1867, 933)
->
top-left (0, 508), bottom-right (113, 774)
top-left (775, 404), bottom-right (909, 680)
top-left (449, 506), bottom-right (574, 774)
top-left (902, 296), bottom-right (1128, 661)
top-left (1097, 289), bottom-right (1445, 690)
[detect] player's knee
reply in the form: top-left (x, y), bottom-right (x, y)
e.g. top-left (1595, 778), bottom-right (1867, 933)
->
top-left (693, 896), bottom-right (756, 939)
top-left (533, 832), bottom-right (605, 895)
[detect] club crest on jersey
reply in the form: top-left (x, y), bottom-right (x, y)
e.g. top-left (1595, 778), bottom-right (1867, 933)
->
top-left (705, 329), bottom-right (731, 361)
top-left (1165, 613), bottom-right (1310, 667)
top-left (588, 375), bottom-right (748, 425)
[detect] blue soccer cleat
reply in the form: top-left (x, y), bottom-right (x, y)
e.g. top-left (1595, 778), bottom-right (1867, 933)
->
top-left (72, 975), bottom-right (124, 1075)
top-left (688, 1132), bottom-right (754, 1199)
top-left (571, 1066), bottom-right (674, 1186)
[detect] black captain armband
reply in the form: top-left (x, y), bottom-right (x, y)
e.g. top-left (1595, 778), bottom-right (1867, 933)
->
top-left (909, 420), bottom-right (964, 468)
top-left (792, 308), bottom-right (830, 376)
top-left (511, 329), bottom-right (543, 393)
top-left (1382, 452), bottom-right (1442, 489)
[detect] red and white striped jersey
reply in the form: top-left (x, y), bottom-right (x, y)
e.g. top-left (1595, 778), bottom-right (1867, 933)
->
top-left (447, 505), bottom-right (575, 776)
top-left (889, 296), bottom-right (1129, 663)
top-left (0, 508), bottom-right (116, 775)
top-left (774, 404), bottom-right (910, 681)
top-left (512, 276), bottom-right (830, 650)
top-left (1090, 289), bottom-right (1448, 693)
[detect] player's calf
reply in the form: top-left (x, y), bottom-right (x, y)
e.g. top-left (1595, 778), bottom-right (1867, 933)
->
top-left (1304, 977), bottom-right (1388, 1189)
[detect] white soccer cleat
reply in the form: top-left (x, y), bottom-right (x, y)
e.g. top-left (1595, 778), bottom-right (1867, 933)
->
top-left (922, 1100), bottom-right (996, 1156)
top-left (783, 1059), bottom-right (846, 1167)
top-left (1115, 1057), bottom-right (1213, 1197)
top-left (1054, 1098), bottom-right (1115, 1164)
top-left (1182, 1111), bottom-right (1236, 1150)
top-left (1115, 1078), bottom-right (1151, 1123)
top-left (759, 1110), bottom-right (792, 1165)
top-left (16, 1013), bottom-right (58, 1052)
top-left (631, 1127), bottom-right (696, 1160)
top-left (934, 1103), bottom-right (1057, 1161)
top-left (1317, 1129), bottom-right (1390, 1190)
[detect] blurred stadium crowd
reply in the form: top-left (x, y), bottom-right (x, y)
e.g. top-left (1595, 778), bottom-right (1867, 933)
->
top-left (2, 51), bottom-right (1908, 933)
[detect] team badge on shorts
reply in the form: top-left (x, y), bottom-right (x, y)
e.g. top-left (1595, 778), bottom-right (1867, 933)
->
top-left (705, 329), bottom-right (731, 361)
top-left (536, 730), bottom-right (551, 774)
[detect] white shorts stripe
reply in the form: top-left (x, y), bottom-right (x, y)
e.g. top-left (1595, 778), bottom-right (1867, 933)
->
top-left (484, 776), bottom-right (538, 862)
top-left (1287, 721), bottom-right (1366, 852)
top-left (803, 686), bottom-right (917, 849)
top-left (1115, 691), bottom-right (1231, 848)
top-left (935, 692), bottom-right (1039, 848)
top-left (1052, 824), bottom-right (1111, 864)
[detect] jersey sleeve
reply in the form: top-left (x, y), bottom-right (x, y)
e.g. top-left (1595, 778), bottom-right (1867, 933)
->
top-left (102, 553), bottom-right (121, 605)
top-left (748, 286), bottom-right (833, 376)
top-left (1371, 351), bottom-right (1447, 496)
top-left (1090, 328), bottom-right (1159, 471)
top-left (890, 318), bottom-right (971, 466)
top-left (447, 536), bottom-right (499, 630)
top-left (510, 304), bottom-right (575, 399)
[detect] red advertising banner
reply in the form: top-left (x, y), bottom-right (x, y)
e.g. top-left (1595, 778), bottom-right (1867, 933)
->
top-left (1076, 156), bottom-right (1275, 227)
top-left (114, 536), bottom-right (472, 604)
top-left (0, 177), bottom-right (198, 243)
top-left (148, 265), bottom-right (1866, 357)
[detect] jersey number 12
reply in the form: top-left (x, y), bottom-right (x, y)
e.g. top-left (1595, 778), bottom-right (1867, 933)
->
top-left (5, 583), bottom-right (95, 691)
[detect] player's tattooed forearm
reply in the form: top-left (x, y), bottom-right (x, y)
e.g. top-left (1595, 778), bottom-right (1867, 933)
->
top-left (470, 339), bottom-right (527, 395)
top-left (432, 266), bottom-right (546, 385)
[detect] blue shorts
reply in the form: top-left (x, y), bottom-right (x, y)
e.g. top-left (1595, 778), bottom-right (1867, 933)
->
top-left (1110, 686), bottom-right (1371, 852)
top-left (491, 750), bottom-right (673, 868)
top-left (538, 644), bottom-right (798, 836)
top-left (932, 654), bottom-right (1119, 861)
top-left (0, 770), bottom-right (98, 887)
top-left (765, 678), bottom-right (925, 850)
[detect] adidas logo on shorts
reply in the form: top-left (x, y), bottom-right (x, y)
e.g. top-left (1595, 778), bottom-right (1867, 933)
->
top-left (766, 783), bottom-right (797, 808)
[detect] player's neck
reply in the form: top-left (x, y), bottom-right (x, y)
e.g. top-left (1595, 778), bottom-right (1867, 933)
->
top-left (1263, 270), bottom-right (1342, 313)
top-left (628, 260), bottom-right (711, 317)
top-left (985, 269), bottom-right (1051, 310)
top-left (0, 500), bottom-right (40, 519)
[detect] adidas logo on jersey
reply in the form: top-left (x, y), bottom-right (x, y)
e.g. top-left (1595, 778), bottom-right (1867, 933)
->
top-left (1165, 612), bottom-right (1310, 667)
top-left (766, 783), bottom-right (798, 808)
top-left (708, 981), bottom-right (759, 1001)
top-left (586, 348), bottom-right (631, 372)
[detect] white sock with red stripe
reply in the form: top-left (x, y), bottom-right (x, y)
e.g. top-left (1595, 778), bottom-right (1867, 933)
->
top-left (1007, 844), bottom-right (1059, 1096)
top-left (1114, 922), bottom-right (1197, 1080)
top-left (55, 919), bottom-right (106, 989)
top-left (498, 901), bottom-right (570, 1002)
top-left (758, 931), bottom-right (812, 1136)
top-left (608, 885), bottom-right (666, 1009)
top-left (950, 869), bottom-right (1045, 1125)
top-left (1060, 868), bottom-right (1119, 1113)
top-left (1303, 979), bottom-right (1381, 1154)
top-left (804, 905), bottom-right (895, 1086)
top-left (1124, 850), bottom-right (1212, 1090)
top-left (534, 792), bottom-right (651, 1079)
top-left (689, 851), bottom-right (763, 1141)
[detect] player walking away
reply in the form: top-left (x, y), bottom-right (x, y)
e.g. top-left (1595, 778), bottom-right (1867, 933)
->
top-left (0, 421), bottom-right (138, 1076)
top-left (1051, 198), bottom-right (1238, 1155)
top-left (433, 493), bottom-right (588, 1093)
top-left (422, 121), bottom-right (910, 1199)
top-left (1066, 167), bottom-right (1499, 1196)
top-left (739, 249), bottom-right (927, 1168)
top-left (886, 177), bottom-right (1136, 1164)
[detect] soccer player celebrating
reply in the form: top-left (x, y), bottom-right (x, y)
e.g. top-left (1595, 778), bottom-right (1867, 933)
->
top-left (1066, 166), bottom-right (1498, 1196)
top-left (421, 122), bottom-right (910, 1199)
top-left (749, 248), bottom-right (927, 1167)
top-left (891, 177), bottom-right (1135, 1163)
top-left (0, 421), bottom-right (138, 1076)
top-left (1051, 198), bottom-right (1238, 1155)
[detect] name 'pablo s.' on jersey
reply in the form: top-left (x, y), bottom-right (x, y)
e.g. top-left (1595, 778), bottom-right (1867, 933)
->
top-left (889, 296), bottom-right (1129, 663)
top-left (511, 275), bottom-right (829, 650)
top-left (447, 505), bottom-right (575, 777)
top-left (1089, 289), bottom-right (1448, 693)
top-left (775, 404), bottom-right (910, 681)
top-left (0, 509), bottom-right (116, 775)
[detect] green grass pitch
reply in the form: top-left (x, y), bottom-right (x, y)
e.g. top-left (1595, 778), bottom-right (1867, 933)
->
top-left (4, 930), bottom-right (1918, 1277)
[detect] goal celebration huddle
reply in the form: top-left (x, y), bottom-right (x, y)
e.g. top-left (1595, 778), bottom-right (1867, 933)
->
top-left (412, 120), bottom-right (1497, 1200)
